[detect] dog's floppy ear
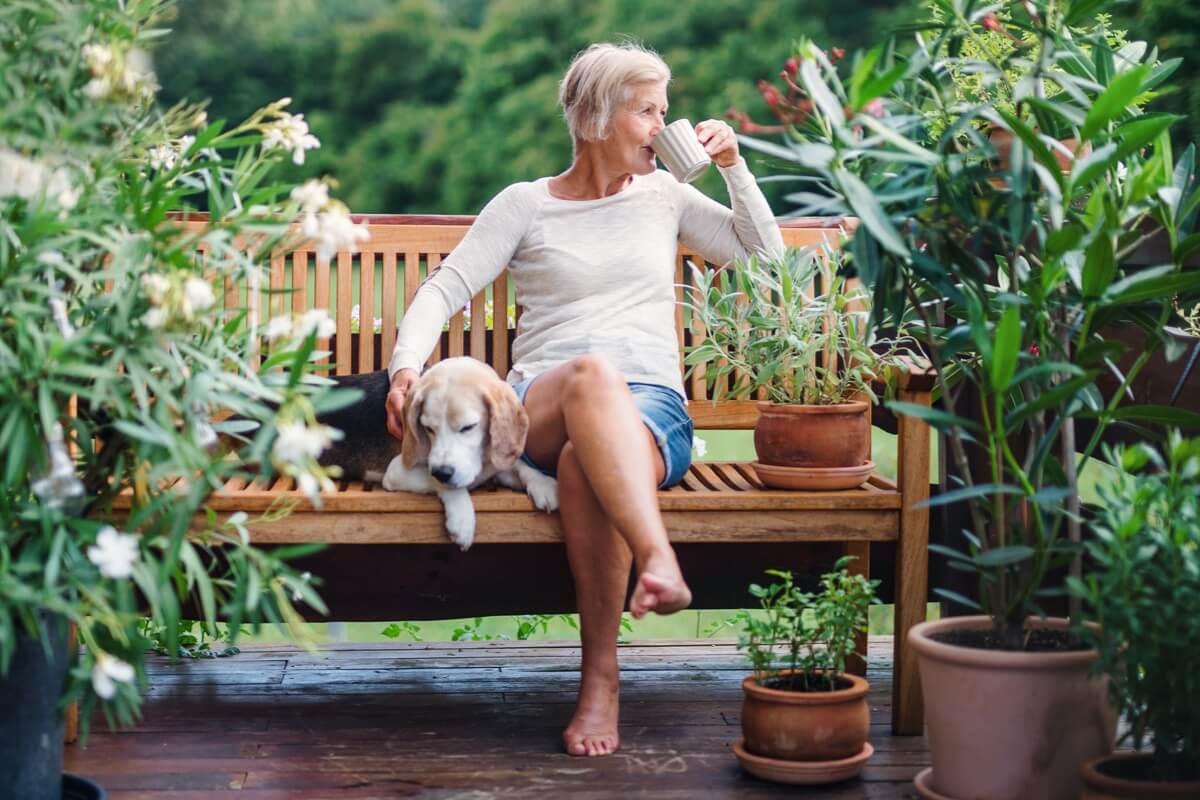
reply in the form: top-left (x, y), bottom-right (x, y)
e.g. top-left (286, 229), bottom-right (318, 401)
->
top-left (484, 381), bottom-right (529, 471)
top-left (401, 383), bottom-right (430, 469)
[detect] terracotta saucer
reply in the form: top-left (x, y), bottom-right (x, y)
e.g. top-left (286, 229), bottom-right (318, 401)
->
top-left (750, 460), bottom-right (875, 491)
top-left (732, 739), bottom-right (873, 784)
top-left (913, 767), bottom-right (959, 800)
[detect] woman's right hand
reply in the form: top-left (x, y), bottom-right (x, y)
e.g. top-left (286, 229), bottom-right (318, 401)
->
top-left (386, 368), bottom-right (420, 441)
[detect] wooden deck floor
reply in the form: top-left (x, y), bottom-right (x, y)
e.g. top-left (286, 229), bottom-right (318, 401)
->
top-left (66, 636), bottom-right (928, 799)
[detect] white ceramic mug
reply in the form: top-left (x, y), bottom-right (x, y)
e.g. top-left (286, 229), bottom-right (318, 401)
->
top-left (651, 119), bottom-right (711, 183)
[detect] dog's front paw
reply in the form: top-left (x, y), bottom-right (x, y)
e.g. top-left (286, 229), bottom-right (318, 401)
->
top-left (525, 473), bottom-right (559, 513)
top-left (441, 490), bottom-right (476, 550)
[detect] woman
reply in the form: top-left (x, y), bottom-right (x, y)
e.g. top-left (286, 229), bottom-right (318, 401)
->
top-left (384, 42), bottom-right (784, 757)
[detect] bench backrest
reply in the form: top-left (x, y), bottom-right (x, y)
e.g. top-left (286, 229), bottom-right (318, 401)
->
top-left (186, 215), bottom-right (852, 429)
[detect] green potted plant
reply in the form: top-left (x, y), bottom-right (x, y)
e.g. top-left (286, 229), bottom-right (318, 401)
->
top-left (1069, 433), bottom-right (1200, 797)
top-left (730, 0), bottom-right (1200, 795)
top-left (684, 244), bottom-right (914, 489)
top-left (717, 558), bottom-right (879, 784)
top-left (0, 3), bottom-right (359, 797)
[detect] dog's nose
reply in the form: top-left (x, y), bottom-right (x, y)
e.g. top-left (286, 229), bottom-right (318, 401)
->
top-left (431, 465), bottom-right (456, 485)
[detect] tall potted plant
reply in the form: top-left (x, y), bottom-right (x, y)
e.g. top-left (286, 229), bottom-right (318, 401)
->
top-left (731, 0), bottom-right (1200, 796)
top-left (0, 3), bottom-right (361, 797)
top-left (717, 558), bottom-right (879, 784)
top-left (684, 244), bottom-right (914, 489)
top-left (1070, 433), bottom-right (1200, 797)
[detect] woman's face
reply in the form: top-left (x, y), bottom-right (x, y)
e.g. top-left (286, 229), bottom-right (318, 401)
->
top-left (604, 81), bottom-right (668, 176)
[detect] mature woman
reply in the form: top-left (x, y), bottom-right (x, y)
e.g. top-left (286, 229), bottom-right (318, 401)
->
top-left (384, 42), bottom-right (784, 757)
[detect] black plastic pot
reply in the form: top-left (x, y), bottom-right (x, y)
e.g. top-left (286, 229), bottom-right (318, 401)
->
top-left (0, 614), bottom-right (70, 800)
top-left (62, 773), bottom-right (107, 799)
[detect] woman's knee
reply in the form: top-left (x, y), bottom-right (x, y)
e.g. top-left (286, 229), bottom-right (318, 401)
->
top-left (563, 354), bottom-right (624, 404)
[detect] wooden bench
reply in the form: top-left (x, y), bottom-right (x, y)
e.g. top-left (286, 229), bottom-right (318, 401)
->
top-left (111, 214), bottom-right (933, 735)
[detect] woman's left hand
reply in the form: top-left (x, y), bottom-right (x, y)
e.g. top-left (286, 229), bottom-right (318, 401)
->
top-left (695, 120), bottom-right (740, 168)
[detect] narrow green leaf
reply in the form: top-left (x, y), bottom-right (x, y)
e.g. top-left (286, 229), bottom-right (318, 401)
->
top-left (990, 305), bottom-right (1021, 392)
top-left (974, 545), bottom-right (1035, 568)
top-left (836, 169), bottom-right (908, 257)
top-left (1082, 64), bottom-right (1152, 141)
top-left (1082, 232), bottom-right (1115, 298)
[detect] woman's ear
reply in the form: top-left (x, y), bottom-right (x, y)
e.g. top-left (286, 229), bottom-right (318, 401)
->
top-left (485, 383), bottom-right (529, 471)
top-left (401, 384), bottom-right (430, 469)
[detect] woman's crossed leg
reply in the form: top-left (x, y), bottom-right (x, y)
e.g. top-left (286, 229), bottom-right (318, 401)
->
top-left (520, 354), bottom-right (692, 756)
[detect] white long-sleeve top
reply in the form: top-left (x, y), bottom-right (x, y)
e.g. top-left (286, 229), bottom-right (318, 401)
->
top-left (386, 158), bottom-right (785, 399)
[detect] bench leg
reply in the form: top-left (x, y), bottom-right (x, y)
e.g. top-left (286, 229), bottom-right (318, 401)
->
top-left (844, 541), bottom-right (869, 677)
top-left (893, 388), bottom-right (931, 736)
top-left (65, 621), bottom-right (78, 745)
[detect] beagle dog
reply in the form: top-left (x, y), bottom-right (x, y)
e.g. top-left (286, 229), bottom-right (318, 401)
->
top-left (310, 359), bottom-right (557, 550)
top-left (378, 357), bottom-right (558, 550)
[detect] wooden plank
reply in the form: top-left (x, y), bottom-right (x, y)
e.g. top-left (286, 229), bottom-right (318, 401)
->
top-left (492, 272), bottom-right (509, 377)
top-left (892, 387), bottom-right (931, 736)
top-left (291, 250), bottom-right (308, 314)
top-left (381, 250), bottom-right (397, 365)
top-left (314, 254), bottom-right (330, 367)
top-left (269, 249), bottom-right (286, 318)
top-left (403, 251), bottom-right (419, 310)
top-left (425, 253), bottom-right (442, 366)
top-left (335, 250), bottom-right (353, 376)
top-left (469, 289), bottom-right (486, 362)
top-left (358, 250), bottom-right (375, 372)
top-left (181, 509), bottom-right (899, 544)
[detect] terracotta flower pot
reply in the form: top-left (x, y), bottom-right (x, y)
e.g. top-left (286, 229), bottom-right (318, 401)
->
top-left (740, 670), bottom-right (870, 761)
top-left (909, 615), bottom-right (1117, 800)
top-left (1080, 753), bottom-right (1200, 799)
top-left (752, 401), bottom-right (871, 489)
top-left (988, 125), bottom-right (1088, 174)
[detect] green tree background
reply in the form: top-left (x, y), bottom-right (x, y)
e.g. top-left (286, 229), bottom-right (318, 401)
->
top-left (155, 0), bottom-right (1194, 215)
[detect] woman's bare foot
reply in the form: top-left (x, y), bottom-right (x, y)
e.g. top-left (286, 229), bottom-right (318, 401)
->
top-left (629, 552), bottom-right (692, 619)
top-left (563, 677), bottom-right (620, 757)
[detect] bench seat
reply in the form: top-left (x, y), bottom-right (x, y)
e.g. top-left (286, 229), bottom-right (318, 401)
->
top-left (112, 462), bottom-right (903, 544)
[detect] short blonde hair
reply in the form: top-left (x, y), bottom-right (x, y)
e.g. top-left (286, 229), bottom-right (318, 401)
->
top-left (559, 42), bottom-right (671, 144)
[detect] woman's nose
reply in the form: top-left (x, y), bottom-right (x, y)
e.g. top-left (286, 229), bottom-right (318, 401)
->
top-left (650, 117), bottom-right (664, 138)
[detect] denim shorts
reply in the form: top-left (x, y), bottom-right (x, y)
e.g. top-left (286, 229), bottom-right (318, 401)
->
top-left (511, 377), bottom-right (694, 489)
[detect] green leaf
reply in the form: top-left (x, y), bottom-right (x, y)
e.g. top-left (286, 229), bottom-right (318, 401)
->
top-left (1081, 64), bottom-right (1152, 141)
top-left (836, 169), bottom-right (908, 257)
top-left (800, 58), bottom-right (844, 128)
top-left (1103, 268), bottom-right (1200, 306)
top-left (990, 305), bottom-right (1021, 392)
top-left (887, 400), bottom-right (982, 433)
top-left (974, 545), bottom-right (1035, 568)
top-left (932, 588), bottom-right (983, 611)
top-left (1114, 114), bottom-right (1181, 162)
top-left (917, 483), bottom-right (1024, 509)
top-left (997, 112), bottom-right (1061, 180)
top-left (1111, 405), bottom-right (1200, 428)
top-left (1082, 232), bottom-right (1115, 298)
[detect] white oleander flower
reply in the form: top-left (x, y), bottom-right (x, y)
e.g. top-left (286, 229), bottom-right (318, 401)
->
top-left (290, 179), bottom-right (329, 214)
top-left (141, 272), bottom-right (170, 305)
top-left (50, 296), bottom-right (75, 338)
top-left (296, 308), bottom-right (337, 339)
top-left (181, 276), bottom-right (215, 319)
top-left (0, 149), bottom-right (78, 209)
top-left (142, 306), bottom-right (167, 329)
top-left (121, 48), bottom-right (158, 98)
top-left (264, 314), bottom-right (294, 342)
top-left (262, 111), bottom-right (320, 165)
top-left (148, 144), bottom-right (176, 171)
top-left (194, 418), bottom-right (218, 448)
top-left (178, 135), bottom-right (195, 155)
top-left (193, 111), bottom-right (208, 129)
top-left (83, 77), bottom-right (111, 100)
top-left (301, 205), bottom-right (369, 262)
top-left (91, 653), bottom-right (135, 700)
top-left (692, 435), bottom-right (708, 459)
top-left (87, 526), bottom-right (140, 579)
top-left (272, 422), bottom-right (336, 464)
top-left (296, 470), bottom-right (336, 506)
top-left (30, 424), bottom-right (84, 509)
top-left (82, 43), bottom-right (114, 74)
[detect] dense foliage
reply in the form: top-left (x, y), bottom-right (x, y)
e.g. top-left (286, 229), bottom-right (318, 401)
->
top-left (0, 0), bottom-right (363, 734)
top-left (153, 0), bottom-right (920, 214)
top-left (1070, 433), bottom-right (1200, 782)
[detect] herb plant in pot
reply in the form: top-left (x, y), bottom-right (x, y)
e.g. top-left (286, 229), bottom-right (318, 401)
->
top-left (729, 1), bottom-right (1200, 795)
top-left (684, 245), bottom-right (912, 490)
top-left (1069, 434), bottom-right (1200, 798)
top-left (721, 558), bottom-right (879, 784)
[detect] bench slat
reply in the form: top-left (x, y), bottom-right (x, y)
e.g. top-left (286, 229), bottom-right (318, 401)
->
top-left (381, 251), bottom-right (397, 361)
top-left (359, 250), bottom-right (375, 371)
top-left (184, 508), bottom-right (899, 545)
